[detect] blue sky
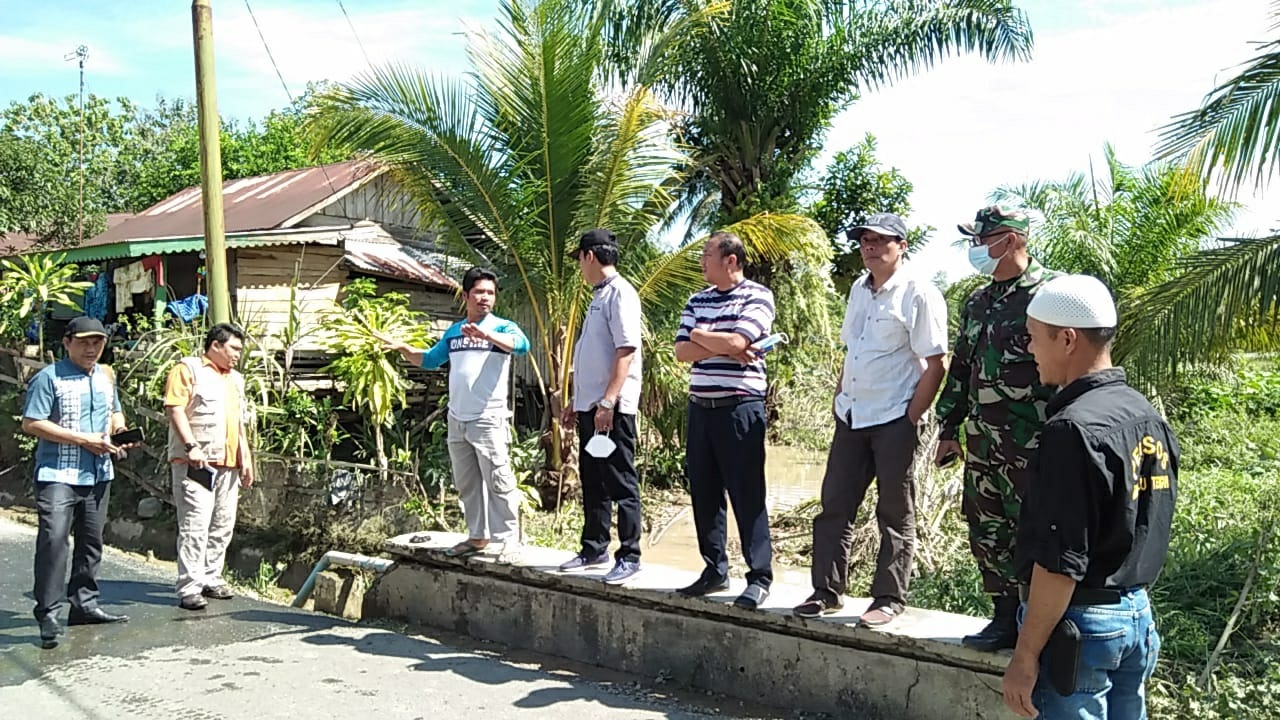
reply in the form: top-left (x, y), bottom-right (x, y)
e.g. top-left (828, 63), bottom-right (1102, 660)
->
top-left (2, 0), bottom-right (1276, 279)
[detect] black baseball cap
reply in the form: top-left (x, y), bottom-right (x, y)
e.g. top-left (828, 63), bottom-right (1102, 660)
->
top-left (64, 317), bottom-right (108, 339)
top-left (571, 228), bottom-right (617, 258)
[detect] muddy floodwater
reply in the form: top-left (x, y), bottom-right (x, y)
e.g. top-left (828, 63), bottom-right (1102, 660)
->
top-left (643, 445), bottom-right (827, 578)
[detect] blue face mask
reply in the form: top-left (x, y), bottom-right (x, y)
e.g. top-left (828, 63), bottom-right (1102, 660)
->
top-left (967, 235), bottom-right (1011, 275)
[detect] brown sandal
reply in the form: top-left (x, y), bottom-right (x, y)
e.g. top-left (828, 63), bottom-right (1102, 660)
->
top-left (445, 540), bottom-right (487, 558)
top-left (860, 602), bottom-right (903, 627)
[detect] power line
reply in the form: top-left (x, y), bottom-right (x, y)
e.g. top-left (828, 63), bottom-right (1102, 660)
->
top-left (243, 0), bottom-right (294, 105)
top-left (242, 0), bottom-right (338, 195)
top-left (336, 0), bottom-right (373, 69)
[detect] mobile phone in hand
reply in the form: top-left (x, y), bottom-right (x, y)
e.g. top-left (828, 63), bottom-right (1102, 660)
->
top-left (936, 450), bottom-right (960, 468)
top-left (110, 427), bottom-right (143, 446)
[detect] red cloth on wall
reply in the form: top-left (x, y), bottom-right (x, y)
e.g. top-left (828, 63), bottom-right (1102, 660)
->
top-left (141, 255), bottom-right (165, 287)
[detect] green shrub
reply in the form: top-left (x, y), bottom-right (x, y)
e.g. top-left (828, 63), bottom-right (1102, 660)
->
top-left (1176, 366), bottom-right (1280, 419)
top-left (1145, 406), bottom-right (1280, 719)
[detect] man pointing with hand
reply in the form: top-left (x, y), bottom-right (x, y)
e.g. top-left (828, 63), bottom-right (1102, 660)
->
top-left (379, 267), bottom-right (530, 564)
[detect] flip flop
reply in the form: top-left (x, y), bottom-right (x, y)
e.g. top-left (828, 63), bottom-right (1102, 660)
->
top-left (445, 541), bottom-right (487, 558)
top-left (860, 603), bottom-right (902, 627)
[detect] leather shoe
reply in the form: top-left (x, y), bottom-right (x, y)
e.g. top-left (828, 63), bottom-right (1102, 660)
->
top-left (676, 576), bottom-right (730, 597)
top-left (202, 585), bottom-right (234, 600)
top-left (38, 616), bottom-right (61, 649)
top-left (179, 594), bottom-right (209, 611)
top-left (68, 607), bottom-right (129, 625)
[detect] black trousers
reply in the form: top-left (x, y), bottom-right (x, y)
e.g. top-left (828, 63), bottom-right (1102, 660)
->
top-left (686, 398), bottom-right (773, 588)
top-left (809, 414), bottom-right (920, 606)
top-left (33, 481), bottom-right (111, 620)
top-left (577, 411), bottom-right (641, 563)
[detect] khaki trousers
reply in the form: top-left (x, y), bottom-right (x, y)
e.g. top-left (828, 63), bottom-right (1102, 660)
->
top-left (172, 463), bottom-right (240, 598)
top-left (447, 415), bottom-right (520, 543)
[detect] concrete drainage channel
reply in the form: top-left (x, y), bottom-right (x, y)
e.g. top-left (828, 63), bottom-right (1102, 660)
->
top-left (323, 533), bottom-right (1015, 720)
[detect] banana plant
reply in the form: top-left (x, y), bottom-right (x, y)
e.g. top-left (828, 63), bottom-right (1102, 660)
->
top-left (0, 253), bottom-right (93, 352)
top-left (320, 278), bottom-right (434, 475)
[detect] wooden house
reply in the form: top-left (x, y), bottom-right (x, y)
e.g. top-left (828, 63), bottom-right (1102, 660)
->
top-left (12, 161), bottom-right (463, 349)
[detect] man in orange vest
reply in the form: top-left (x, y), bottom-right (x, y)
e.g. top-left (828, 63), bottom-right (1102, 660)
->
top-left (165, 323), bottom-right (254, 611)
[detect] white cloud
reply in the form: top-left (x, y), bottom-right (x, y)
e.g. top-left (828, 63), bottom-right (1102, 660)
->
top-left (826, 0), bottom-right (1279, 281)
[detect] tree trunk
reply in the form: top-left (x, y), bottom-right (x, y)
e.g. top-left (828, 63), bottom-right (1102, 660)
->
top-left (37, 302), bottom-right (45, 356)
top-left (541, 331), bottom-right (579, 510)
top-left (375, 423), bottom-right (388, 486)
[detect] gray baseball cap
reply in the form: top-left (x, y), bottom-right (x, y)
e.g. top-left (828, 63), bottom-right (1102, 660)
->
top-left (846, 213), bottom-right (908, 242)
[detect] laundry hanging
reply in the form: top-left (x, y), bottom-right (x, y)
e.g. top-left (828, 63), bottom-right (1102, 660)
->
top-left (112, 262), bottom-right (153, 310)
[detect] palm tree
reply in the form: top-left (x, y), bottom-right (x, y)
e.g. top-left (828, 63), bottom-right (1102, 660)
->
top-left (1135, 2), bottom-right (1280, 382)
top-left (1158, 1), bottom-right (1280, 194)
top-left (994, 145), bottom-right (1239, 382)
top-left (617, 0), bottom-right (1035, 225)
top-left (307, 0), bottom-right (825, 483)
top-left (995, 144), bottom-right (1237, 295)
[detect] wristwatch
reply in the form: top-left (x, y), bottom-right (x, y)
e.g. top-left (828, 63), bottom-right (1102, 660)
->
top-left (598, 398), bottom-right (615, 411)
top-left (184, 442), bottom-right (199, 452)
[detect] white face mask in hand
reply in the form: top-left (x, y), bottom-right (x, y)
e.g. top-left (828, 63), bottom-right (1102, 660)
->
top-left (585, 432), bottom-right (616, 459)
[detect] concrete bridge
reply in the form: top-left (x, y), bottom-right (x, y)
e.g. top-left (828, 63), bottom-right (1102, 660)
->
top-left (357, 533), bottom-right (1016, 719)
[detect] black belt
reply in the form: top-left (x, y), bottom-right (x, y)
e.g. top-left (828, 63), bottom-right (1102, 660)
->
top-left (1018, 584), bottom-right (1140, 605)
top-left (689, 395), bottom-right (762, 410)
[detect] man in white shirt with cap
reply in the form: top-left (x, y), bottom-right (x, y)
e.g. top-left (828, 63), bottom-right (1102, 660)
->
top-left (794, 213), bottom-right (948, 626)
top-left (558, 229), bottom-right (645, 585)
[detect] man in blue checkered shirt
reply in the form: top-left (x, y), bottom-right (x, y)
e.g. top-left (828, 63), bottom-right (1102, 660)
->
top-left (23, 317), bottom-right (135, 648)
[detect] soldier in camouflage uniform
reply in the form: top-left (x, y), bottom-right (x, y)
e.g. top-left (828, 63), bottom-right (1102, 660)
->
top-left (934, 206), bottom-right (1058, 652)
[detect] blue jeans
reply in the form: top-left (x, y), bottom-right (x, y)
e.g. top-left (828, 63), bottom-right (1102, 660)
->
top-left (1019, 587), bottom-right (1160, 720)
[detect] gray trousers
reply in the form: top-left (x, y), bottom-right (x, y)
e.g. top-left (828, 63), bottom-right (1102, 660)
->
top-left (447, 415), bottom-right (520, 543)
top-left (810, 414), bottom-right (920, 606)
top-left (172, 463), bottom-right (240, 598)
top-left (33, 481), bottom-right (110, 620)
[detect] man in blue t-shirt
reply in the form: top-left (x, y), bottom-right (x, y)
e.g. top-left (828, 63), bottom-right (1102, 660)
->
top-left (380, 267), bottom-right (530, 562)
top-left (23, 317), bottom-right (135, 648)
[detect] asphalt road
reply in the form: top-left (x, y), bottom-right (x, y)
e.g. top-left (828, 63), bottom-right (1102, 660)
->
top-left (0, 515), bottom-right (786, 720)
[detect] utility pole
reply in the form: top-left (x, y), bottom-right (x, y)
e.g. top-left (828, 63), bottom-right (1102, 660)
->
top-left (64, 45), bottom-right (88, 245)
top-left (191, 0), bottom-right (231, 324)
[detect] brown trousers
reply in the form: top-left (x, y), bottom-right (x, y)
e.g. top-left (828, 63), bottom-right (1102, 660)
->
top-left (809, 414), bottom-right (920, 606)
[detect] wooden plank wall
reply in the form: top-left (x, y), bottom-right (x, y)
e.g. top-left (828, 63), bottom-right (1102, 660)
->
top-left (235, 245), bottom-right (346, 350)
top-left (301, 175), bottom-right (432, 239)
top-left (372, 277), bottom-right (461, 334)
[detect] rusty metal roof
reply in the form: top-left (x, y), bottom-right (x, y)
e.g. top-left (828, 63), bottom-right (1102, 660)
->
top-left (87, 160), bottom-right (383, 247)
top-left (342, 224), bottom-right (459, 290)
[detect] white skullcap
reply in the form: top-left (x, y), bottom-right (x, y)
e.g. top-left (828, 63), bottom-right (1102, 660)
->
top-left (1027, 274), bottom-right (1117, 328)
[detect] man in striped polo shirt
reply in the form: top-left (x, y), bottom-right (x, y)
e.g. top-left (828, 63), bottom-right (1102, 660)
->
top-left (673, 231), bottom-right (776, 610)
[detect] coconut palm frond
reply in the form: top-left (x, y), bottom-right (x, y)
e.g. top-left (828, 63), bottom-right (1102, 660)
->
top-left (1117, 234), bottom-right (1280, 384)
